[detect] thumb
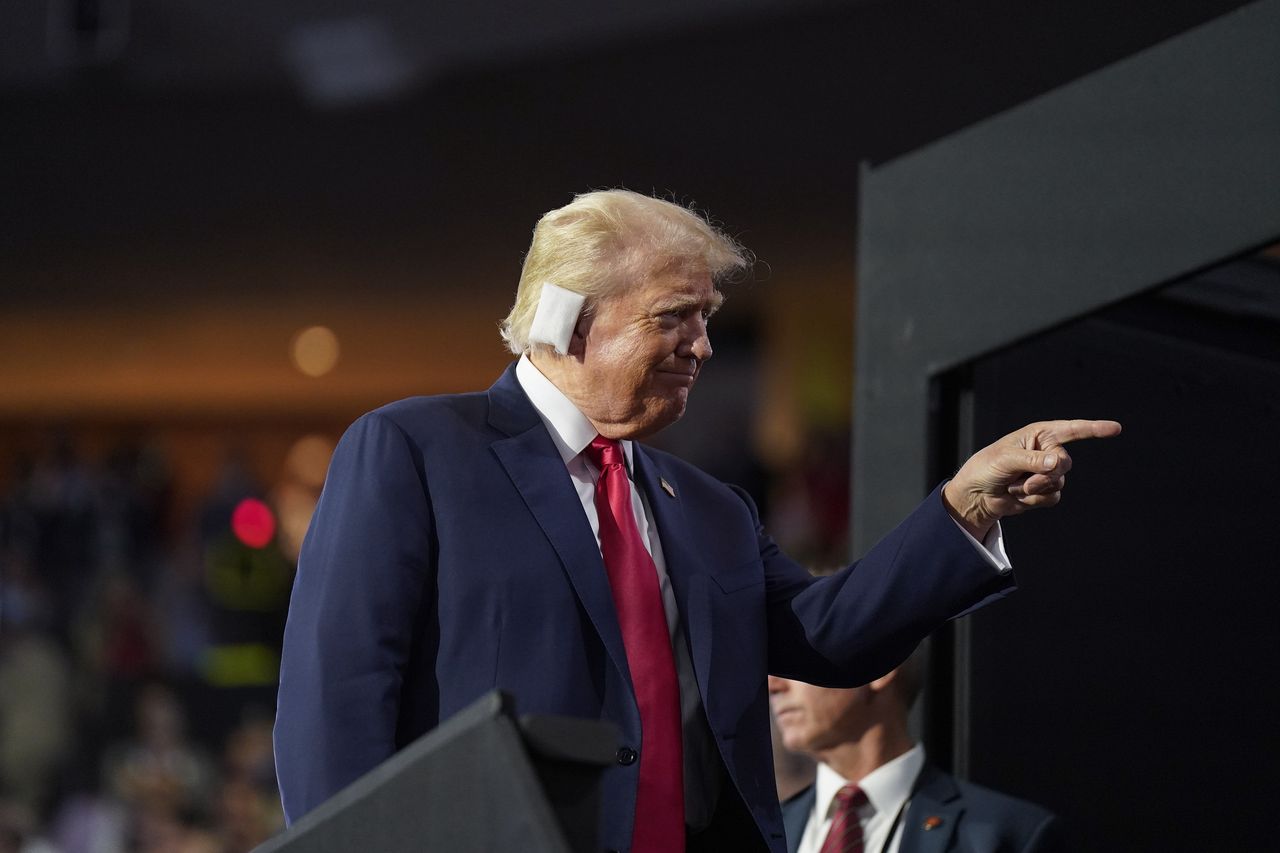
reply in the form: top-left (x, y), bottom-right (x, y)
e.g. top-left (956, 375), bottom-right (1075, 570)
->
top-left (999, 447), bottom-right (1060, 478)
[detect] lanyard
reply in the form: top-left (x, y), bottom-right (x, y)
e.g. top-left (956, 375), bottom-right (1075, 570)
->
top-left (876, 797), bottom-right (910, 853)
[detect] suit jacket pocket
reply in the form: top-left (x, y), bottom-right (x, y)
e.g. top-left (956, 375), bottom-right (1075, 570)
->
top-left (709, 557), bottom-right (764, 594)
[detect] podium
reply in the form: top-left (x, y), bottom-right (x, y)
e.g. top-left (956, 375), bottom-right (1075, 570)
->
top-left (257, 691), bottom-right (619, 853)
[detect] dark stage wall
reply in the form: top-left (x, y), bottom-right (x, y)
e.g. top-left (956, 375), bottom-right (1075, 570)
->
top-left (960, 257), bottom-right (1280, 851)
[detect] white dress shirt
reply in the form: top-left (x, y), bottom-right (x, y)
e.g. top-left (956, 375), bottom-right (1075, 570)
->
top-left (797, 744), bottom-right (926, 853)
top-left (516, 355), bottom-right (721, 826)
top-left (515, 355), bottom-right (1008, 828)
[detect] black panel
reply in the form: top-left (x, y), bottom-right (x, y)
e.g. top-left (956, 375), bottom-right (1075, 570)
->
top-left (259, 691), bottom-right (617, 853)
top-left (959, 257), bottom-right (1280, 851)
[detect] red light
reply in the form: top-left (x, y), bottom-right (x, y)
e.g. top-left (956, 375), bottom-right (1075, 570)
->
top-left (232, 498), bottom-right (276, 549)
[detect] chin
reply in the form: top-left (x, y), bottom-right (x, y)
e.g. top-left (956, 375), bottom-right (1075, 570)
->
top-left (655, 401), bottom-right (688, 429)
top-left (633, 389), bottom-right (686, 428)
top-left (779, 733), bottom-right (809, 753)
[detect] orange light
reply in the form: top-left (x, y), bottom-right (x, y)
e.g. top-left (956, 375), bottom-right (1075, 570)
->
top-left (290, 326), bottom-right (340, 377)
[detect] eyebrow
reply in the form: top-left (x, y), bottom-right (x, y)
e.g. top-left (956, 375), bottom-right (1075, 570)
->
top-left (655, 291), bottom-right (725, 315)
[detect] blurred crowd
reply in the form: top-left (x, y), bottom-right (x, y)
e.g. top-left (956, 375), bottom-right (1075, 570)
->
top-left (0, 424), bottom-right (851, 852)
top-left (0, 437), bottom-right (289, 853)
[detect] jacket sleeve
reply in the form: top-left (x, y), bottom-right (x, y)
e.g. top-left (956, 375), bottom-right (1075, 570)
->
top-left (759, 483), bottom-right (1016, 686)
top-left (274, 410), bottom-right (435, 824)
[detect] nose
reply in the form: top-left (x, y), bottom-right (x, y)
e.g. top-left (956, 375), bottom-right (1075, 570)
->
top-left (684, 316), bottom-right (713, 363)
top-left (692, 334), bottom-right (713, 362)
top-left (767, 675), bottom-right (787, 695)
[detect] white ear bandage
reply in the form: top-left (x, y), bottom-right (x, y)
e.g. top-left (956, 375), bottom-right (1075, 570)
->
top-left (527, 282), bottom-right (586, 355)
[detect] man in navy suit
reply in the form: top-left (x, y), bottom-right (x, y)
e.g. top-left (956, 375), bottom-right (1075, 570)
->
top-left (274, 189), bottom-right (1117, 852)
top-left (772, 650), bottom-right (1059, 853)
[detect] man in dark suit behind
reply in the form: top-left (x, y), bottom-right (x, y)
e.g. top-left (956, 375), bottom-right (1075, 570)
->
top-left (274, 189), bottom-right (1116, 852)
top-left (772, 649), bottom-right (1060, 853)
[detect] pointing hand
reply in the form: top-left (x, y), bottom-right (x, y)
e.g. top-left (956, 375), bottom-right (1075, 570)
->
top-left (942, 419), bottom-right (1122, 539)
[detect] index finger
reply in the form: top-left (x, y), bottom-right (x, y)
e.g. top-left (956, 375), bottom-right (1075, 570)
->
top-left (1039, 419), bottom-right (1122, 448)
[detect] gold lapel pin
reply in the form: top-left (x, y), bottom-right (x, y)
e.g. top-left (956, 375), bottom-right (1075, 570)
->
top-left (659, 477), bottom-right (676, 498)
top-left (923, 816), bottom-right (944, 831)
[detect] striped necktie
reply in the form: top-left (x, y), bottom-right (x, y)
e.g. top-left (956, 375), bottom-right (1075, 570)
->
top-left (820, 784), bottom-right (868, 853)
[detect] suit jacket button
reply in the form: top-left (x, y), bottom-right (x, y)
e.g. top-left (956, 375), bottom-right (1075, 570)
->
top-left (616, 747), bottom-right (638, 766)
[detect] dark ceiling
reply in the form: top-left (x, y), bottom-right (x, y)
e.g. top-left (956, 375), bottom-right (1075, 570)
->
top-left (1, 0), bottom-right (1254, 293)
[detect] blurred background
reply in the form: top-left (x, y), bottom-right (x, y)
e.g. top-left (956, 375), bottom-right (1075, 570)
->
top-left (0, 0), bottom-right (1272, 851)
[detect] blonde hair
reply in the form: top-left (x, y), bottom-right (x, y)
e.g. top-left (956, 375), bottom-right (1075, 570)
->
top-left (499, 189), bottom-right (750, 354)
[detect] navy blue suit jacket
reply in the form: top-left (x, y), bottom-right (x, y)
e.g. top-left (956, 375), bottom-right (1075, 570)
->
top-left (274, 364), bottom-right (1015, 852)
top-left (781, 765), bottom-right (1060, 853)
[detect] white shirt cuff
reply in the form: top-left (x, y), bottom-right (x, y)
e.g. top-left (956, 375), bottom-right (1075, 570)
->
top-left (951, 517), bottom-right (1012, 574)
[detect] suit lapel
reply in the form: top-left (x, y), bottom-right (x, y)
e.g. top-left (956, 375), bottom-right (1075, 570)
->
top-left (632, 445), bottom-right (698, 585)
top-left (899, 765), bottom-right (963, 853)
top-left (486, 366), bottom-right (632, 694)
top-left (779, 786), bottom-right (816, 853)
top-left (632, 447), bottom-right (713, 691)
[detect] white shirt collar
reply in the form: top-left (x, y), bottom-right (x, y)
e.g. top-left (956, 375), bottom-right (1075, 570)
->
top-left (515, 355), bottom-right (635, 470)
top-left (814, 743), bottom-right (926, 822)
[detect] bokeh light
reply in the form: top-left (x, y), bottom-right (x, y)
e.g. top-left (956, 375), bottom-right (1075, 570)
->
top-left (284, 433), bottom-right (336, 490)
top-left (274, 482), bottom-right (318, 562)
top-left (275, 433), bottom-right (336, 560)
top-left (231, 497), bottom-right (277, 548)
top-left (290, 325), bottom-right (340, 377)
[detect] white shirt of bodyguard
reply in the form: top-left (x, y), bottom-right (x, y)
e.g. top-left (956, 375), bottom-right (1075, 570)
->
top-left (797, 745), bottom-right (926, 853)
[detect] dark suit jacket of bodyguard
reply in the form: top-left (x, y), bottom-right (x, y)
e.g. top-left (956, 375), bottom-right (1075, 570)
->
top-left (780, 765), bottom-right (1061, 853)
top-left (274, 363), bottom-right (1016, 852)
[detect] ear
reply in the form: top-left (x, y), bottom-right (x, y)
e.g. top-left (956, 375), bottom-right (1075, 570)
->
top-left (868, 668), bottom-right (899, 695)
top-left (567, 313), bottom-right (591, 358)
top-left (528, 282), bottom-right (586, 355)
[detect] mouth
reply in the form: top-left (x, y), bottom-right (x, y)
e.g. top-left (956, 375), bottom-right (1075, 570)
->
top-left (654, 368), bottom-right (696, 386)
top-left (650, 361), bottom-right (701, 384)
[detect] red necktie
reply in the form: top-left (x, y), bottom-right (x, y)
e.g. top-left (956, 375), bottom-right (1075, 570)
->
top-left (819, 785), bottom-right (868, 853)
top-left (586, 436), bottom-right (685, 853)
